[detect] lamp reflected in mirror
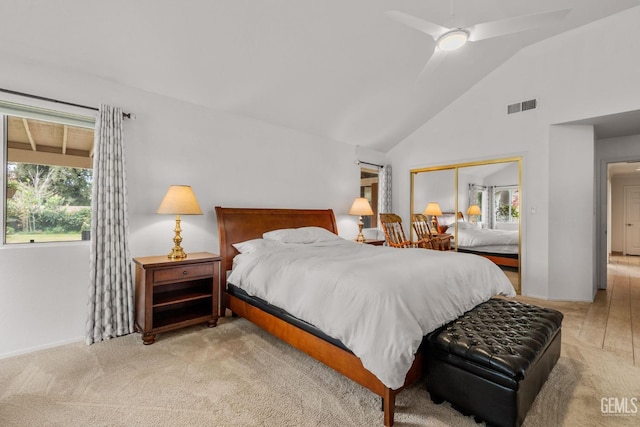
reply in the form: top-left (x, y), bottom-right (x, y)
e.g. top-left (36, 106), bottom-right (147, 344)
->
top-left (424, 202), bottom-right (443, 235)
top-left (467, 204), bottom-right (481, 224)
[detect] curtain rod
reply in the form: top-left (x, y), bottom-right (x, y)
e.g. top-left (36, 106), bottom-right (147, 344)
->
top-left (357, 160), bottom-right (384, 169)
top-left (0, 88), bottom-right (132, 119)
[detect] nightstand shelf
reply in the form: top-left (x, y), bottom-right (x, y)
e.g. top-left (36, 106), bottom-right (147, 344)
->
top-left (153, 307), bottom-right (212, 330)
top-left (133, 252), bottom-right (221, 344)
top-left (153, 282), bottom-right (212, 306)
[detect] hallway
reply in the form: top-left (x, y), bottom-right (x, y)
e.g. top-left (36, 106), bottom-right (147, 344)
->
top-left (519, 254), bottom-right (639, 367)
top-left (593, 254), bottom-right (640, 366)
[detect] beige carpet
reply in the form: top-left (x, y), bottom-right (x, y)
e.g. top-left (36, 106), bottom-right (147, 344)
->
top-left (1, 317), bottom-right (639, 427)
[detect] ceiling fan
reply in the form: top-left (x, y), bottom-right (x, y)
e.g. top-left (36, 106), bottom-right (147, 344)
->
top-left (387, 7), bottom-right (571, 79)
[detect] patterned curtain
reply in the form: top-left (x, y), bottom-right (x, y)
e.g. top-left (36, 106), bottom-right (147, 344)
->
top-left (86, 105), bottom-right (134, 345)
top-left (468, 183), bottom-right (486, 221)
top-left (378, 164), bottom-right (392, 217)
top-left (488, 186), bottom-right (495, 229)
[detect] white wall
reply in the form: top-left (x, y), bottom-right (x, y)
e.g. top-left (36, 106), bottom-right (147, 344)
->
top-left (548, 125), bottom-right (595, 301)
top-left (389, 6), bottom-right (640, 301)
top-left (413, 169), bottom-right (456, 215)
top-left (0, 53), bottom-right (372, 357)
top-left (484, 163), bottom-right (518, 188)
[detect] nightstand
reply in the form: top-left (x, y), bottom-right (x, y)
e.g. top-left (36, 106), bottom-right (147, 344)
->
top-left (433, 234), bottom-right (452, 251)
top-left (362, 239), bottom-right (386, 246)
top-left (133, 252), bottom-right (221, 345)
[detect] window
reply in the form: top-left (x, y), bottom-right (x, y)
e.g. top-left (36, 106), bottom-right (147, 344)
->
top-left (2, 104), bottom-right (95, 244)
top-left (359, 167), bottom-right (379, 228)
top-left (469, 184), bottom-right (488, 224)
top-left (493, 186), bottom-right (519, 224)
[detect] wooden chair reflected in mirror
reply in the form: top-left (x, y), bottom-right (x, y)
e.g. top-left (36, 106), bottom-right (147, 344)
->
top-left (412, 214), bottom-right (452, 251)
top-left (380, 213), bottom-right (425, 248)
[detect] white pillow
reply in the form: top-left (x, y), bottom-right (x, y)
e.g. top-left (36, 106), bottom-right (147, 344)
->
top-left (232, 238), bottom-right (282, 254)
top-left (455, 221), bottom-right (477, 230)
top-left (263, 226), bottom-right (342, 243)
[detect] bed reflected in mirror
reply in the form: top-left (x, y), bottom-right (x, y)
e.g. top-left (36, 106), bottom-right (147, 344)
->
top-left (410, 157), bottom-right (521, 293)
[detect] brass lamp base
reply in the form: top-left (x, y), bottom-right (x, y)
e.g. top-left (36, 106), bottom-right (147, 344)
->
top-left (168, 246), bottom-right (187, 260)
top-left (431, 216), bottom-right (438, 235)
top-left (355, 216), bottom-right (365, 243)
top-left (167, 215), bottom-right (187, 260)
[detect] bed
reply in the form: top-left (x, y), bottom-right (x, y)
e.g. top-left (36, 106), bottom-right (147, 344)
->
top-left (215, 206), bottom-right (515, 426)
top-left (438, 212), bottom-right (519, 268)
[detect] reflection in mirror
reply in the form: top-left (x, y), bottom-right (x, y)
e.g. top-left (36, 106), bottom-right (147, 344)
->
top-left (457, 163), bottom-right (519, 230)
top-left (411, 158), bottom-right (521, 293)
top-left (411, 167), bottom-right (455, 233)
top-left (457, 162), bottom-right (520, 291)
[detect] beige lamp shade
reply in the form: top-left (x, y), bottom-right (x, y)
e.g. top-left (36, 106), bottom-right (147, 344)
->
top-left (157, 185), bottom-right (202, 260)
top-left (467, 205), bottom-right (482, 216)
top-left (157, 185), bottom-right (203, 215)
top-left (424, 202), bottom-right (443, 216)
top-left (349, 197), bottom-right (374, 216)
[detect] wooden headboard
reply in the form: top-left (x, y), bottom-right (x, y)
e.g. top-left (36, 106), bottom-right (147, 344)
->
top-left (215, 206), bottom-right (338, 278)
top-left (436, 211), bottom-right (464, 233)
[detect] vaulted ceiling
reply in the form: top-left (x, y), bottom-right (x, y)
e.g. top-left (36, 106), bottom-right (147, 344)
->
top-left (0, 0), bottom-right (639, 152)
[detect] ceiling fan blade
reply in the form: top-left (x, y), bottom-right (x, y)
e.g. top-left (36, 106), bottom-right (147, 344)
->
top-left (467, 8), bottom-right (571, 42)
top-left (386, 10), bottom-right (450, 41)
top-left (417, 48), bottom-right (448, 81)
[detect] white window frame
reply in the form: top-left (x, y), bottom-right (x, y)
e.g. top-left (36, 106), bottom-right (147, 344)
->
top-left (493, 186), bottom-right (519, 224)
top-left (1, 99), bottom-right (96, 246)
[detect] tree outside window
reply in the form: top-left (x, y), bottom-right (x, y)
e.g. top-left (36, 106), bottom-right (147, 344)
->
top-left (494, 187), bottom-right (519, 223)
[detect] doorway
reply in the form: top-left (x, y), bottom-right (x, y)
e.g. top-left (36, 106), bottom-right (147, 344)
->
top-left (623, 185), bottom-right (640, 255)
top-left (567, 109), bottom-right (640, 293)
top-left (603, 162), bottom-right (640, 288)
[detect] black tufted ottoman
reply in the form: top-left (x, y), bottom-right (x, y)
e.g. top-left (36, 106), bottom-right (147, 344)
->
top-left (425, 298), bottom-right (563, 427)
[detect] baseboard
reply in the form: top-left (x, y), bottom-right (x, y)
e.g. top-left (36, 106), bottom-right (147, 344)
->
top-left (0, 336), bottom-right (83, 360)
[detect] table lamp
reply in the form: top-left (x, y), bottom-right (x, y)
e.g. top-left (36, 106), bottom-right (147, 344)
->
top-left (157, 185), bottom-right (203, 259)
top-left (424, 202), bottom-right (443, 235)
top-left (467, 205), bottom-right (482, 224)
top-left (349, 197), bottom-right (374, 243)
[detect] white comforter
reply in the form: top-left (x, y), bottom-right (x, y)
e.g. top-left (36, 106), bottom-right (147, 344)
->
top-left (455, 228), bottom-right (518, 247)
top-left (228, 240), bottom-right (515, 389)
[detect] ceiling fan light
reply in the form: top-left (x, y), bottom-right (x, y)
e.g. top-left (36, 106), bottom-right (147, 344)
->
top-left (437, 29), bottom-right (469, 51)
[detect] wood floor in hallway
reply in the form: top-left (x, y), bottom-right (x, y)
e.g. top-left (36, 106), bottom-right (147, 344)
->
top-left (517, 254), bottom-right (639, 367)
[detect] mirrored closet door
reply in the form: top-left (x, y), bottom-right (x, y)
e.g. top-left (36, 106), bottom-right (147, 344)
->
top-left (410, 157), bottom-right (522, 293)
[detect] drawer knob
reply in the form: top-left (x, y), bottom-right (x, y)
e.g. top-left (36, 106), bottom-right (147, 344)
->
top-left (182, 270), bottom-right (188, 276)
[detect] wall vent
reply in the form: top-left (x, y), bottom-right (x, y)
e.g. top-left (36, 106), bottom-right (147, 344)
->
top-left (507, 98), bottom-right (537, 115)
top-left (507, 103), bottom-right (521, 114)
top-left (522, 99), bottom-right (537, 111)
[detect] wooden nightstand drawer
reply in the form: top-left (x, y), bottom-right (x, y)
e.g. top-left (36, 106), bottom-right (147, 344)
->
top-left (154, 263), bottom-right (213, 284)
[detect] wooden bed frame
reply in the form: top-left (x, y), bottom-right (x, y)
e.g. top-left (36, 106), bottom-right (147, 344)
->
top-left (457, 248), bottom-right (519, 268)
top-left (215, 206), bottom-right (423, 427)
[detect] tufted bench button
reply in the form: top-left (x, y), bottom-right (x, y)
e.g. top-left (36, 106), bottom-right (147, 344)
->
top-left (425, 298), bottom-right (563, 427)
